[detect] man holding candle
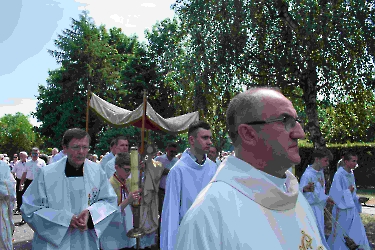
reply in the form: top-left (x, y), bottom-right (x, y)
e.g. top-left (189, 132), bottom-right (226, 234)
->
top-left (160, 121), bottom-right (217, 250)
top-left (21, 128), bottom-right (118, 249)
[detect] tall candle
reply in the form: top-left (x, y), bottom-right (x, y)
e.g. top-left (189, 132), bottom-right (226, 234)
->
top-left (130, 147), bottom-right (139, 194)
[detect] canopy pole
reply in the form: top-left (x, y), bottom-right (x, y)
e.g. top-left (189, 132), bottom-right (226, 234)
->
top-left (140, 90), bottom-right (147, 154)
top-left (86, 85), bottom-right (91, 132)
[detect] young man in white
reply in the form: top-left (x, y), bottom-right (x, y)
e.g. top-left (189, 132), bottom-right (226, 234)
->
top-left (21, 128), bottom-right (118, 249)
top-left (19, 147), bottom-right (46, 192)
top-left (160, 121), bottom-right (217, 250)
top-left (327, 151), bottom-right (370, 250)
top-left (176, 87), bottom-right (327, 249)
top-left (300, 148), bottom-right (335, 250)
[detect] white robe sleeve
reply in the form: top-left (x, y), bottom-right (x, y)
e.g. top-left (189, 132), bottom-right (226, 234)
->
top-left (21, 169), bottom-right (75, 247)
top-left (160, 168), bottom-right (182, 250)
top-left (86, 168), bottom-right (118, 238)
top-left (329, 172), bottom-right (355, 209)
top-left (300, 172), bottom-right (327, 205)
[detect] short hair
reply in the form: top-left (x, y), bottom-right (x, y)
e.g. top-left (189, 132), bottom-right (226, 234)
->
top-left (312, 148), bottom-right (333, 161)
top-left (188, 121), bottom-right (211, 137)
top-left (343, 151), bottom-right (357, 161)
top-left (115, 152), bottom-right (131, 167)
top-left (31, 147), bottom-right (40, 152)
top-left (19, 151), bottom-right (28, 157)
top-left (62, 128), bottom-right (91, 147)
top-left (167, 142), bottom-right (178, 149)
top-left (226, 87), bottom-right (281, 146)
top-left (114, 136), bottom-right (128, 146)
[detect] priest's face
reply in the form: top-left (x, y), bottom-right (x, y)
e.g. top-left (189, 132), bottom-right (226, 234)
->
top-left (64, 136), bottom-right (90, 167)
top-left (253, 93), bottom-right (305, 172)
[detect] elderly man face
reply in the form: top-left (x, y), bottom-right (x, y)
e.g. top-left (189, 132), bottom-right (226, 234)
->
top-left (236, 90), bottom-right (305, 177)
top-left (255, 93), bottom-right (305, 165)
top-left (64, 136), bottom-right (90, 168)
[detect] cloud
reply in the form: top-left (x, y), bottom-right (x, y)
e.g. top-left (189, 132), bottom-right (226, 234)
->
top-left (74, 0), bottom-right (175, 41)
top-left (141, 3), bottom-right (156, 8)
top-left (0, 98), bottom-right (41, 127)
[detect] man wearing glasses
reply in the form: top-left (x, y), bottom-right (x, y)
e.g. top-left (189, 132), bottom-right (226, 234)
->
top-left (176, 87), bottom-right (328, 249)
top-left (20, 128), bottom-right (117, 249)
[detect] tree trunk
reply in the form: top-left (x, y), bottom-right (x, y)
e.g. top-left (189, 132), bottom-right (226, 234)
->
top-left (300, 60), bottom-right (331, 192)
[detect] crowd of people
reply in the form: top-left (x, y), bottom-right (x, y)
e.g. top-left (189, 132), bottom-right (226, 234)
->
top-left (0, 87), bottom-right (371, 250)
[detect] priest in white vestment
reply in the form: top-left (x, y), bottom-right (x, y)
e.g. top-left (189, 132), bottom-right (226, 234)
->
top-left (300, 148), bottom-right (334, 250)
top-left (327, 152), bottom-right (370, 250)
top-left (21, 128), bottom-right (118, 250)
top-left (160, 121), bottom-right (217, 250)
top-left (176, 88), bottom-right (328, 249)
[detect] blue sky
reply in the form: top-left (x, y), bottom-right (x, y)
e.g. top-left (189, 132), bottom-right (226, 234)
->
top-left (0, 0), bottom-right (175, 126)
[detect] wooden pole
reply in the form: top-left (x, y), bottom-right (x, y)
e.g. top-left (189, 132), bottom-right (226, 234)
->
top-left (86, 85), bottom-right (91, 132)
top-left (140, 90), bottom-right (147, 155)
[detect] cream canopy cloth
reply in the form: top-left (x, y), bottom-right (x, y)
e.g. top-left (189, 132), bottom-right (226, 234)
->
top-left (90, 93), bottom-right (199, 133)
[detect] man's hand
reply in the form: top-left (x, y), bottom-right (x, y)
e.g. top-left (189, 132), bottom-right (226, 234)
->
top-left (327, 197), bottom-right (335, 206)
top-left (303, 182), bottom-right (315, 193)
top-left (69, 215), bottom-right (80, 229)
top-left (76, 209), bottom-right (90, 231)
top-left (18, 184), bottom-right (24, 192)
top-left (349, 185), bottom-right (355, 193)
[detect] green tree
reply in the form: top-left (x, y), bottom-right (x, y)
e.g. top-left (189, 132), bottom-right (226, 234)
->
top-left (0, 113), bottom-right (44, 156)
top-left (171, 0), bottom-right (375, 149)
top-left (34, 12), bottom-right (170, 150)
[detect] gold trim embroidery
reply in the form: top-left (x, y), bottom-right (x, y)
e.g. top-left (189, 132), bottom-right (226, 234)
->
top-left (299, 230), bottom-right (324, 250)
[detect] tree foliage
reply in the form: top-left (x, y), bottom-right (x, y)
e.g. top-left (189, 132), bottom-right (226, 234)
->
top-left (169, 0), bottom-right (375, 149)
top-left (35, 12), bottom-right (185, 150)
top-left (0, 113), bottom-right (44, 156)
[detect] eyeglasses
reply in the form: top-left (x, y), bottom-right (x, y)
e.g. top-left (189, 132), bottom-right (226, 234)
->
top-left (244, 115), bottom-right (303, 131)
top-left (69, 146), bottom-right (90, 151)
top-left (31, 153), bottom-right (38, 156)
top-left (121, 167), bottom-right (131, 173)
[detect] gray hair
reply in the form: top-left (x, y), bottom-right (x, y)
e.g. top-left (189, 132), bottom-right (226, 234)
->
top-left (226, 87), bottom-right (280, 146)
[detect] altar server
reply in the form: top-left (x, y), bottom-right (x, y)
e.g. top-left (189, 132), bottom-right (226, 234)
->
top-left (327, 151), bottom-right (370, 250)
top-left (300, 148), bottom-right (334, 250)
top-left (176, 87), bottom-right (327, 249)
top-left (21, 128), bottom-right (118, 250)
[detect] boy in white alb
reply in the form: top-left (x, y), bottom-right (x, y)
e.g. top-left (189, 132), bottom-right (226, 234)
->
top-left (300, 148), bottom-right (335, 250)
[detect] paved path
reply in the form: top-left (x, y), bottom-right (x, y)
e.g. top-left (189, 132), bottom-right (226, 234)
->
top-left (11, 206), bottom-right (375, 250)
